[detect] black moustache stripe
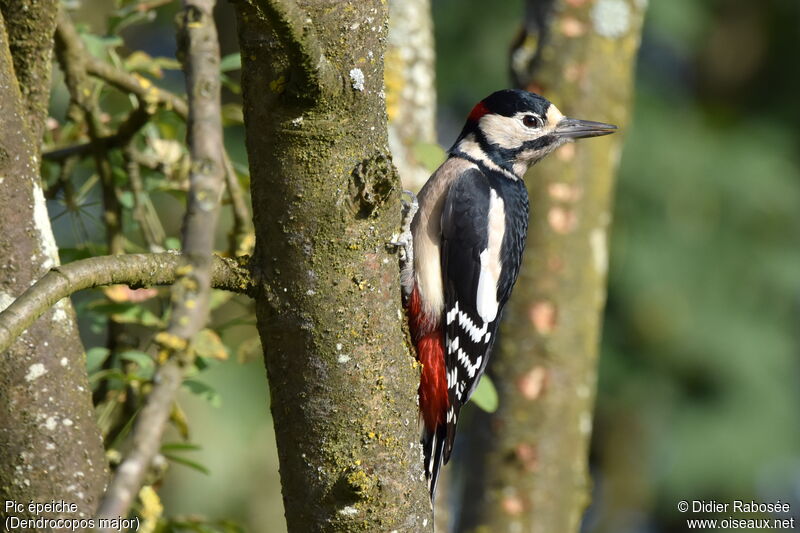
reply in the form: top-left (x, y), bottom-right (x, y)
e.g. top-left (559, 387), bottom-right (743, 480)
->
top-left (472, 130), bottom-right (557, 170)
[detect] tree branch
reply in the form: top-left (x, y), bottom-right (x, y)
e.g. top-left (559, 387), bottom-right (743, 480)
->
top-left (85, 51), bottom-right (189, 119)
top-left (95, 0), bottom-right (227, 523)
top-left (223, 153), bottom-right (254, 256)
top-left (43, 104), bottom-right (153, 161)
top-left (0, 253), bottom-right (254, 354)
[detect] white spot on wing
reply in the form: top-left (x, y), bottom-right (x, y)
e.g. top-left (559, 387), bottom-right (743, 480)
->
top-left (446, 301), bottom-right (459, 325)
top-left (455, 310), bottom-right (488, 343)
top-left (448, 333), bottom-right (484, 380)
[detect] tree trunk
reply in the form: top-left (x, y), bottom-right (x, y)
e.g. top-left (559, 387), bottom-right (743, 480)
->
top-left (456, 1), bottom-right (645, 531)
top-left (386, 0), bottom-right (437, 190)
top-left (0, 2), bottom-right (108, 521)
top-left (235, 1), bottom-right (431, 531)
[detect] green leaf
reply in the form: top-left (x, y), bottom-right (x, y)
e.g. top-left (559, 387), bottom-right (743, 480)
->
top-left (89, 368), bottom-right (127, 385)
top-left (86, 347), bottom-right (111, 373)
top-left (162, 452), bottom-right (210, 475)
top-left (80, 33), bottom-right (124, 59)
top-left (90, 301), bottom-right (165, 328)
top-left (471, 375), bottom-right (499, 413)
top-left (161, 442), bottom-right (203, 452)
top-left (221, 103), bottom-right (244, 126)
top-left (191, 329), bottom-right (229, 361)
top-left (220, 73), bottom-right (241, 95)
top-left (118, 190), bottom-right (135, 209)
top-left (165, 237), bottom-right (182, 251)
top-left (219, 53), bottom-right (242, 72)
top-left (119, 350), bottom-right (155, 380)
top-left (183, 379), bottom-right (222, 408)
top-left (108, 8), bottom-right (151, 35)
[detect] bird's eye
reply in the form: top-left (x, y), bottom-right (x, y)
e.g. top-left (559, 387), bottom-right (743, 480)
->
top-left (522, 114), bottom-right (542, 128)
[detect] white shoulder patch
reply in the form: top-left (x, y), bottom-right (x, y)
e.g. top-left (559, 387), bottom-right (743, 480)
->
top-left (475, 190), bottom-right (505, 322)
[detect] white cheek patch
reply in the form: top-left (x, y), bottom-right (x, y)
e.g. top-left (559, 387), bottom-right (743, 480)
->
top-left (475, 189), bottom-right (505, 322)
top-left (479, 114), bottom-right (529, 149)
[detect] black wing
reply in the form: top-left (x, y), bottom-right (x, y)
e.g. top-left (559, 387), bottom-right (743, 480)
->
top-left (440, 168), bottom-right (504, 461)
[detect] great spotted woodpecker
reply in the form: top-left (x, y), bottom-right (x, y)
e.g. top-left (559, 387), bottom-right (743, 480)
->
top-left (400, 89), bottom-right (616, 500)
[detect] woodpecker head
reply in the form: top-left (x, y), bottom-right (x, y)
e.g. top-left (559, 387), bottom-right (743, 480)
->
top-left (451, 89), bottom-right (617, 179)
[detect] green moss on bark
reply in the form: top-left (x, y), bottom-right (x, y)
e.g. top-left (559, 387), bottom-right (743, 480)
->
top-left (0, 0), bottom-right (58, 144)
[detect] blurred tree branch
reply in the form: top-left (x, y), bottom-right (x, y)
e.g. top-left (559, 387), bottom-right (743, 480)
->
top-left (43, 104), bottom-right (153, 162)
top-left (55, 6), bottom-right (126, 254)
top-left (456, 1), bottom-right (646, 532)
top-left (51, 8), bottom-right (253, 257)
top-left (96, 0), bottom-right (227, 522)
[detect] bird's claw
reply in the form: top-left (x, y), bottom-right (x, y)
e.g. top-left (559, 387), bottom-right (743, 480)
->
top-left (388, 190), bottom-right (418, 266)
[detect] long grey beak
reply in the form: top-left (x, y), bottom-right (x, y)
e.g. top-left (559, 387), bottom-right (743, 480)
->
top-left (554, 117), bottom-right (617, 139)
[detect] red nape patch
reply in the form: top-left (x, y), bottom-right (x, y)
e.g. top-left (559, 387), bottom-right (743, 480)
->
top-left (417, 331), bottom-right (449, 431)
top-left (467, 101), bottom-right (490, 123)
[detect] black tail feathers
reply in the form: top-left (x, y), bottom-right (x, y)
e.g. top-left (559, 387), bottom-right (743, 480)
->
top-left (422, 424), bottom-right (448, 502)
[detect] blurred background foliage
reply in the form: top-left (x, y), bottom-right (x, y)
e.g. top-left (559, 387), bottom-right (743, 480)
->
top-left (46, 0), bottom-right (799, 531)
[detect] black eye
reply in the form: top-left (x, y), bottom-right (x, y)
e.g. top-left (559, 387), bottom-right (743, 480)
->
top-left (522, 114), bottom-right (542, 128)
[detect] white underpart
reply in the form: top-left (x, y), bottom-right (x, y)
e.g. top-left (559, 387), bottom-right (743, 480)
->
top-left (476, 190), bottom-right (505, 322)
top-left (412, 158), bottom-right (478, 319)
top-left (457, 135), bottom-right (518, 181)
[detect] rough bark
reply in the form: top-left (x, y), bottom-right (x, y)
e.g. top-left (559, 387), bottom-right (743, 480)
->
top-left (386, 0), bottom-right (437, 190)
top-left (456, 1), bottom-right (646, 532)
top-left (0, 7), bottom-right (108, 522)
top-left (0, 0), bottom-right (58, 145)
top-left (235, 0), bottom-right (432, 530)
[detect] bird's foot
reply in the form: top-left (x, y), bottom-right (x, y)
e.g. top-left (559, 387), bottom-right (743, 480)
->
top-left (389, 190), bottom-right (418, 264)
